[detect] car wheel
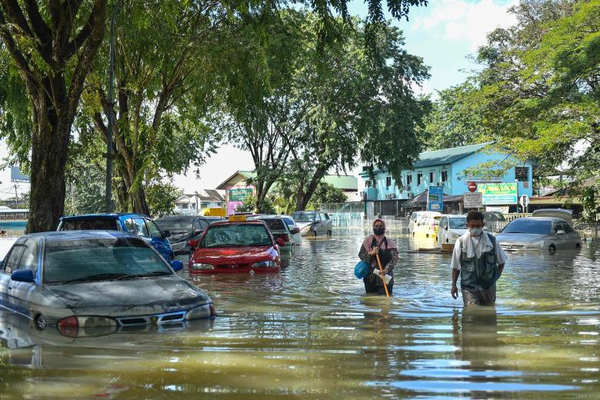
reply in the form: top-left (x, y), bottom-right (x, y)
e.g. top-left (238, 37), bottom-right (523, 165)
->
top-left (549, 244), bottom-right (556, 255)
top-left (327, 230), bottom-right (332, 237)
top-left (576, 243), bottom-right (581, 249)
top-left (312, 230), bottom-right (318, 237)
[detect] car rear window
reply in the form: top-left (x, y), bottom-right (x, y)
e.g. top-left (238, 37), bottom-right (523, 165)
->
top-left (503, 219), bottom-right (552, 235)
top-left (261, 219), bottom-right (286, 231)
top-left (156, 218), bottom-right (193, 232)
top-left (282, 217), bottom-right (294, 227)
top-left (59, 219), bottom-right (119, 231)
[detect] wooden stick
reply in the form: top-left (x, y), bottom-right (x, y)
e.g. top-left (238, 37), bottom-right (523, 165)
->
top-left (375, 253), bottom-right (390, 298)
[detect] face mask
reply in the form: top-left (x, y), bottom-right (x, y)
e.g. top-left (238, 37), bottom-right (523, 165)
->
top-left (469, 227), bottom-right (483, 237)
top-left (373, 227), bottom-right (385, 236)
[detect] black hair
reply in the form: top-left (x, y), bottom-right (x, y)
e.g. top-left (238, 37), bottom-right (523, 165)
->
top-left (466, 211), bottom-right (484, 222)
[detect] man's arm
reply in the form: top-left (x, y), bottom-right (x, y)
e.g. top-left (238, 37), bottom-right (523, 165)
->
top-left (451, 269), bottom-right (460, 299)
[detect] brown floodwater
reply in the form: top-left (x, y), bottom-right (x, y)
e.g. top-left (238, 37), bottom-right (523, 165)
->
top-left (1, 224), bottom-right (599, 399)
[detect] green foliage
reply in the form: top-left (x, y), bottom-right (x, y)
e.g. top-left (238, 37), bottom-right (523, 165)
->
top-left (468, 0), bottom-right (599, 178)
top-left (236, 195), bottom-right (275, 214)
top-left (423, 82), bottom-right (490, 150)
top-left (146, 181), bottom-right (182, 218)
top-left (307, 183), bottom-right (347, 210)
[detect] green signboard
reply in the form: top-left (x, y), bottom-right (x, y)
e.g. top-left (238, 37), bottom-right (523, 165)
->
top-left (478, 183), bottom-right (517, 205)
top-left (229, 188), bottom-right (253, 202)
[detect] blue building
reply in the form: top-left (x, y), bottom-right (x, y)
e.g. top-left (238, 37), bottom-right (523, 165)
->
top-left (360, 143), bottom-right (533, 212)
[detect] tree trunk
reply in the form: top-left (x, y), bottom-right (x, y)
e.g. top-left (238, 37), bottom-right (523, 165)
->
top-left (296, 166), bottom-right (328, 211)
top-left (117, 161), bottom-right (150, 215)
top-left (27, 97), bottom-right (70, 233)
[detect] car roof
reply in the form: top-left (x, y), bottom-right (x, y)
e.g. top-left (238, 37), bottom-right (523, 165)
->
top-left (60, 213), bottom-right (149, 221)
top-left (156, 215), bottom-right (201, 221)
top-left (23, 230), bottom-right (140, 243)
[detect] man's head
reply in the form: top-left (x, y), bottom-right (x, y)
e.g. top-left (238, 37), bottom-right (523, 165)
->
top-left (466, 211), bottom-right (485, 237)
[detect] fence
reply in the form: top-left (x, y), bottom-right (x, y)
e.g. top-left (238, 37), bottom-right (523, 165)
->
top-left (321, 202), bottom-right (364, 227)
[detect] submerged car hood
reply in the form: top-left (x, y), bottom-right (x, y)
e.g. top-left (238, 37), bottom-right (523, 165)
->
top-left (496, 233), bottom-right (546, 245)
top-left (46, 276), bottom-right (209, 312)
top-left (193, 246), bottom-right (276, 263)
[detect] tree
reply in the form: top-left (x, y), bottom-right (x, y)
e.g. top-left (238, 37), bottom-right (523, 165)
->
top-left (223, 12), bottom-right (430, 212)
top-left (0, 0), bottom-right (107, 232)
top-left (83, 0), bottom-right (223, 214)
top-left (469, 0), bottom-right (598, 178)
top-left (423, 82), bottom-right (490, 150)
top-left (307, 183), bottom-right (347, 210)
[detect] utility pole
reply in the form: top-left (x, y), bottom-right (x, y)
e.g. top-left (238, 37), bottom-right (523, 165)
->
top-left (14, 185), bottom-right (18, 209)
top-left (106, 0), bottom-right (120, 213)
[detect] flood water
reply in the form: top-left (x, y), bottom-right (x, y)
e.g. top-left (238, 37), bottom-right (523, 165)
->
top-left (1, 223), bottom-right (600, 399)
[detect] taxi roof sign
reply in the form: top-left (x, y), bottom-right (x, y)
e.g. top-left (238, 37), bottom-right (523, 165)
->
top-left (229, 215), bottom-right (247, 222)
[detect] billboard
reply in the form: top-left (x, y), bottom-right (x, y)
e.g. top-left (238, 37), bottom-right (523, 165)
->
top-left (427, 185), bottom-right (444, 211)
top-left (229, 188), bottom-right (253, 202)
top-left (479, 183), bottom-right (517, 205)
top-left (10, 167), bottom-right (30, 183)
top-left (464, 192), bottom-right (483, 209)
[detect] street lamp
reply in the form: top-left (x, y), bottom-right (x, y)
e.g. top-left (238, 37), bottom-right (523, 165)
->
top-left (106, 0), bottom-right (120, 213)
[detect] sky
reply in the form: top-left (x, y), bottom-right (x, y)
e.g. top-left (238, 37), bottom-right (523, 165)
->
top-left (0, 0), bottom-right (519, 199)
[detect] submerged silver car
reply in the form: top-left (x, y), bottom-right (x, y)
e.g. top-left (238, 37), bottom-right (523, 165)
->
top-left (496, 217), bottom-right (581, 254)
top-left (0, 231), bottom-right (215, 337)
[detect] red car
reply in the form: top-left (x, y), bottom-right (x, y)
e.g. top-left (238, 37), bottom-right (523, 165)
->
top-left (188, 219), bottom-right (284, 274)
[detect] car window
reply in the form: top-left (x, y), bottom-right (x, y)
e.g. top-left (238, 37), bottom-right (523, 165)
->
top-left (59, 219), bottom-right (119, 231)
top-left (449, 218), bottom-right (467, 229)
top-left (2, 244), bottom-right (26, 274)
top-left (293, 213), bottom-right (314, 223)
top-left (562, 223), bottom-right (574, 233)
top-left (156, 218), bottom-right (193, 232)
top-left (439, 218), bottom-right (447, 229)
top-left (145, 220), bottom-right (162, 238)
top-left (125, 218), bottom-right (149, 237)
top-left (320, 213), bottom-right (329, 221)
top-left (19, 240), bottom-right (39, 272)
top-left (260, 219), bottom-right (286, 232)
top-left (199, 220), bottom-right (209, 230)
top-left (282, 217), bottom-right (294, 227)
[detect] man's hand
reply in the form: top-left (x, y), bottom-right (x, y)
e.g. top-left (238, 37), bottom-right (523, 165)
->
top-left (368, 247), bottom-right (379, 256)
top-left (451, 284), bottom-right (459, 299)
top-left (379, 267), bottom-right (388, 278)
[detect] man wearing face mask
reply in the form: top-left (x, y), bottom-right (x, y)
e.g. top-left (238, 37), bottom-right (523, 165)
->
top-left (450, 211), bottom-right (507, 306)
top-left (358, 219), bottom-right (399, 295)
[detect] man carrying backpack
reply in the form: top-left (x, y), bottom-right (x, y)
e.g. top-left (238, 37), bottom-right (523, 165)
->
top-left (451, 211), bottom-right (507, 306)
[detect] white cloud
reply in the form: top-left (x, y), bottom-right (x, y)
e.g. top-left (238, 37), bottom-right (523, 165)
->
top-left (411, 0), bottom-right (518, 49)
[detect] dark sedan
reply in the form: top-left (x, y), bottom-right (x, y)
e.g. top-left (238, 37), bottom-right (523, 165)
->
top-left (155, 215), bottom-right (212, 258)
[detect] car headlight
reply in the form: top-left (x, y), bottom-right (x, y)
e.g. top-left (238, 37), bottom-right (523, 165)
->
top-left (186, 303), bottom-right (216, 320)
top-left (301, 225), bottom-right (311, 233)
top-left (252, 261), bottom-right (277, 268)
top-left (191, 263), bottom-right (214, 270)
top-left (57, 316), bottom-right (118, 338)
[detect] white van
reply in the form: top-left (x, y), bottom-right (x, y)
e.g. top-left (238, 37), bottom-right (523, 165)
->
top-left (408, 211), bottom-right (442, 235)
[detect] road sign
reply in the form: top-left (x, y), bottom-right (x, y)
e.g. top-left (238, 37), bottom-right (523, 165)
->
top-left (464, 192), bottom-right (483, 209)
top-left (468, 182), bottom-right (478, 193)
top-left (479, 183), bottom-right (518, 205)
top-left (520, 194), bottom-right (529, 208)
top-left (427, 185), bottom-right (444, 211)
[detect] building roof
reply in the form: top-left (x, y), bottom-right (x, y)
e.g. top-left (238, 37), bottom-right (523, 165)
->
top-left (216, 171), bottom-right (357, 191)
top-left (413, 142), bottom-right (491, 168)
top-left (360, 142), bottom-right (493, 176)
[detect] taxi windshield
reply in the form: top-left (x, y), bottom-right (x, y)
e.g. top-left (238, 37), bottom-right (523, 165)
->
top-left (200, 224), bottom-right (272, 248)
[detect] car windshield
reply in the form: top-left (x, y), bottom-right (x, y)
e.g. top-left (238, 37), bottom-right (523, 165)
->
top-left (59, 219), bottom-right (119, 231)
top-left (449, 217), bottom-right (467, 229)
top-left (502, 219), bottom-right (552, 235)
top-left (260, 219), bottom-right (287, 232)
top-left (200, 224), bottom-right (272, 248)
top-left (156, 218), bottom-right (192, 233)
top-left (293, 213), bottom-right (314, 223)
top-left (44, 238), bottom-right (172, 284)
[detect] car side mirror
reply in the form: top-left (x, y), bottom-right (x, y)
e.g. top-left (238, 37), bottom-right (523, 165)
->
top-left (170, 260), bottom-right (183, 272)
top-left (556, 230), bottom-right (566, 235)
top-left (290, 228), bottom-right (300, 235)
top-left (161, 230), bottom-right (172, 239)
top-left (11, 269), bottom-right (35, 283)
top-left (276, 238), bottom-right (286, 247)
top-left (188, 239), bottom-right (198, 248)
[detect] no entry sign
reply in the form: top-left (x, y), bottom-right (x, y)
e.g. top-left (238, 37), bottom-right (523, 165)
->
top-left (468, 182), bottom-right (478, 193)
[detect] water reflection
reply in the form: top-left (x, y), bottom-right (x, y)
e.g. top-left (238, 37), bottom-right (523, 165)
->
top-left (0, 224), bottom-right (600, 398)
